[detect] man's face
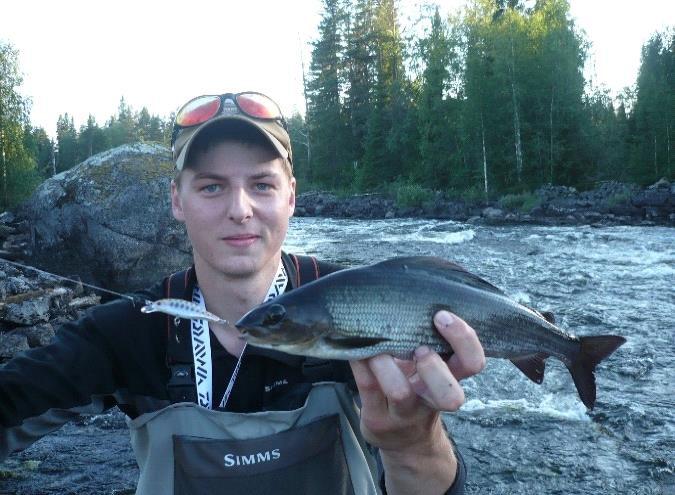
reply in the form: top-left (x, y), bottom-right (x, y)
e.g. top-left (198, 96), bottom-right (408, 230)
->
top-left (171, 139), bottom-right (295, 280)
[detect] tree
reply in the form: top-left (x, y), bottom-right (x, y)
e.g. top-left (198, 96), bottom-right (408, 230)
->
top-left (78, 115), bottom-right (108, 162)
top-left (343, 0), bottom-right (377, 168)
top-left (629, 30), bottom-right (674, 183)
top-left (0, 41), bottom-right (41, 207)
top-left (416, 7), bottom-right (459, 188)
top-left (56, 113), bottom-right (78, 172)
top-left (306, 0), bottom-right (351, 188)
top-left (359, 0), bottom-right (413, 189)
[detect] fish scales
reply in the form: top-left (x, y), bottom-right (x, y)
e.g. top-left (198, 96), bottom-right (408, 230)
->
top-left (236, 256), bottom-right (626, 409)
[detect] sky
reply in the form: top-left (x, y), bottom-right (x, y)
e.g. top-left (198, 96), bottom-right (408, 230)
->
top-left (1, 0), bottom-right (672, 138)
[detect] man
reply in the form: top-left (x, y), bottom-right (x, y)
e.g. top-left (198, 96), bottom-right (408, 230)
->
top-left (1, 92), bottom-right (485, 494)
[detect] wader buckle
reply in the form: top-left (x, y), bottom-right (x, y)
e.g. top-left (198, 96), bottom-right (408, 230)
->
top-left (167, 363), bottom-right (198, 403)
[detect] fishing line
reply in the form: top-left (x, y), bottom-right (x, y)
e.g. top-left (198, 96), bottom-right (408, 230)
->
top-left (0, 257), bottom-right (144, 306)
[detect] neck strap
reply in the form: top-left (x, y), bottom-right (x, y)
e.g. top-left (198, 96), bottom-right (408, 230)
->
top-left (190, 260), bottom-right (289, 409)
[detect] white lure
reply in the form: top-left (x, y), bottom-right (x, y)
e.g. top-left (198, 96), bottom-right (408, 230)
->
top-left (140, 298), bottom-right (228, 325)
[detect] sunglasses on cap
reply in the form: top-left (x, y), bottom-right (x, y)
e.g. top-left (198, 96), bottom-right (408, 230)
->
top-left (171, 92), bottom-right (288, 147)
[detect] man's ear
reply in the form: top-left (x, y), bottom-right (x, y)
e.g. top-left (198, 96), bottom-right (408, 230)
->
top-left (171, 180), bottom-right (185, 222)
top-left (288, 177), bottom-right (296, 217)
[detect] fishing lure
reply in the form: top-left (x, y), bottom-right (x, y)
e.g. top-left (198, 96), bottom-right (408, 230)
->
top-left (141, 298), bottom-right (228, 326)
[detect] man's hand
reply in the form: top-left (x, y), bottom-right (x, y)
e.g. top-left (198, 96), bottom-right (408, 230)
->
top-left (349, 310), bottom-right (485, 495)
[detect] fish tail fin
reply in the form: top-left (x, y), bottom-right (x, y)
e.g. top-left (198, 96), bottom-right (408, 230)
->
top-left (568, 335), bottom-right (626, 410)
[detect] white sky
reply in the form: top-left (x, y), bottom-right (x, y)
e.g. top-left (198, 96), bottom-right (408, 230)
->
top-left (1, 0), bottom-right (672, 138)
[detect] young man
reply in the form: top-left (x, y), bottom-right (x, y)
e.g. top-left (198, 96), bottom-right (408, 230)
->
top-left (0, 92), bottom-right (485, 494)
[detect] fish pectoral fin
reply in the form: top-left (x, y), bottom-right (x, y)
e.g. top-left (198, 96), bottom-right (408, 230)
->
top-left (510, 353), bottom-right (549, 384)
top-left (324, 335), bottom-right (389, 350)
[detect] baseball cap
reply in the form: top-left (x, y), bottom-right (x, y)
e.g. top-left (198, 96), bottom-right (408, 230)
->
top-left (171, 93), bottom-right (293, 171)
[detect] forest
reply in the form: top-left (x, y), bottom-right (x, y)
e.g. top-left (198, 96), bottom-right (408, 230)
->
top-left (0, 0), bottom-right (672, 209)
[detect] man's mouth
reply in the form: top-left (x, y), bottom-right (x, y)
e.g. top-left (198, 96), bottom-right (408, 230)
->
top-left (222, 234), bottom-right (259, 247)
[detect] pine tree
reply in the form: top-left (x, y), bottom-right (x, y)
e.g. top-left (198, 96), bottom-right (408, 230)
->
top-left (306, 0), bottom-right (351, 188)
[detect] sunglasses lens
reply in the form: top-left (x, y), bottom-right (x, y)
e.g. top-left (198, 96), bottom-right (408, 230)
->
top-left (236, 93), bottom-right (281, 120)
top-left (176, 95), bottom-right (221, 127)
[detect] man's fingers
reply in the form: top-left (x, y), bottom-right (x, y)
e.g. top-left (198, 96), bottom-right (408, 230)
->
top-left (413, 346), bottom-right (465, 411)
top-left (366, 354), bottom-right (418, 417)
top-left (349, 359), bottom-right (388, 416)
top-left (434, 311), bottom-right (485, 381)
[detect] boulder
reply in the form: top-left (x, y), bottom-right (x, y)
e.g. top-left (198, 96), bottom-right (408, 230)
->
top-left (2, 296), bottom-right (51, 325)
top-left (19, 144), bottom-right (192, 291)
top-left (0, 332), bottom-right (29, 359)
top-left (482, 207), bottom-right (505, 221)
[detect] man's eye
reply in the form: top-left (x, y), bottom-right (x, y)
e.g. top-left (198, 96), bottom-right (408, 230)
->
top-left (202, 184), bottom-right (221, 193)
top-left (255, 183), bottom-right (272, 191)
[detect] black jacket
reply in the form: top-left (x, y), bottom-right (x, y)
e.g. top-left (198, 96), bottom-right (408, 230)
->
top-left (0, 252), bottom-right (465, 494)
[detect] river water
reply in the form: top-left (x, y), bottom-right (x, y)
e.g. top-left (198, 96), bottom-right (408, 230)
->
top-left (2, 218), bottom-right (673, 494)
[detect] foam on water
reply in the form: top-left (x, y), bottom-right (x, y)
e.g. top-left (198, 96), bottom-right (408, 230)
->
top-left (462, 394), bottom-right (590, 422)
top-left (509, 290), bottom-right (532, 305)
top-left (380, 228), bottom-right (476, 245)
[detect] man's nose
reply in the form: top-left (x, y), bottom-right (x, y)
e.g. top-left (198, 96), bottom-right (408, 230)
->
top-left (228, 187), bottom-right (253, 223)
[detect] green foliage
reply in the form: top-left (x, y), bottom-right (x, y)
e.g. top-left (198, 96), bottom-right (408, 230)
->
top-left (3, 151), bottom-right (43, 208)
top-left (1, 4), bottom-right (672, 210)
top-left (456, 185), bottom-right (487, 205)
top-left (393, 181), bottom-right (432, 208)
top-left (499, 192), bottom-right (540, 212)
top-left (0, 41), bottom-right (46, 209)
top-left (628, 29), bottom-right (674, 183)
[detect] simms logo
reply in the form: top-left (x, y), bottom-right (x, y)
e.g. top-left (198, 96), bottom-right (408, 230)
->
top-left (224, 449), bottom-right (281, 468)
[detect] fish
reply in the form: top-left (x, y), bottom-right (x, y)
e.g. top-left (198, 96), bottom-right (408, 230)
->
top-left (141, 298), bottom-right (228, 325)
top-left (236, 256), bottom-right (626, 409)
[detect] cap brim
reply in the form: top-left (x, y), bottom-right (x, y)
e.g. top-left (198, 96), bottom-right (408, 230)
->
top-left (174, 114), bottom-right (289, 171)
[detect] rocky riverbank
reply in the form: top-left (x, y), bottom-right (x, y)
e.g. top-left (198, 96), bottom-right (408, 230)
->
top-left (295, 179), bottom-right (675, 226)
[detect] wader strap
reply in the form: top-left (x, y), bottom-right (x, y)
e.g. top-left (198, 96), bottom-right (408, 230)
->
top-left (288, 253), bottom-right (321, 288)
top-left (288, 255), bottom-right (340, 382)
top-left (165, 269), bottom-right (197, 404)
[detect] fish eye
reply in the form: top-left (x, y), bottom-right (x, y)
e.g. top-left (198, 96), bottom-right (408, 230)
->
top-left (262, 304), bottom-right (286, 326)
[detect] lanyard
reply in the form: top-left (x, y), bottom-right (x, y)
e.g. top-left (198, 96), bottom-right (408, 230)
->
top-left (190, 260), bottom-right (289, 409)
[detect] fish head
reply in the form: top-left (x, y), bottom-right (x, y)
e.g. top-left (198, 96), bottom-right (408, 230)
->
top-left (235, 298), bottom-right (332, 353)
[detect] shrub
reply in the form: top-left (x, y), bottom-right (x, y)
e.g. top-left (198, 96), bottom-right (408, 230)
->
top-left (395, 182), bottom-right (432, 208)
top-left (500, 192), bottom-right (540, 212)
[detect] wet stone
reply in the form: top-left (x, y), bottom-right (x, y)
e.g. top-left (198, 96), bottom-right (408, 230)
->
top-left (0, 332), bottom-right (29, 359)
top-left (2, 276), bottom-right (32, 295)
top-left (3, 296), bottom-right (51, 325)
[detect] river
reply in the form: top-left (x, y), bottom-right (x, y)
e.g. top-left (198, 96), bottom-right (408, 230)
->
top-left (2, 218), bottom-right (673, 494)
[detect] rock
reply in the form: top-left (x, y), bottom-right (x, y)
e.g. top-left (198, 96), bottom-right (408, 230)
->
top-left (1, 276), bottom-right (33, 295)
top-left (482, 207), bottom-right (505, 220)
top-left (19, 144), bottom-right (191, 292)
top-left (2, 296), bottom-right (51, 325)
top-left (0, 224), bottom-right (17, 237)
top-left (14, 323), bottom-right (55, 347)
top-left (0, 211), bottom-right (15, 223)
top-left (0, 332), bottom-right (30, 359)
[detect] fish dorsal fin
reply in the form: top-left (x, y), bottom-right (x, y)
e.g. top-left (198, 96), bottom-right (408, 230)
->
top-left (539, 311), bottom-right (556, 324)
top-left (510, 353), bottom-right (549, 384)
top-left (373, 256), bottom-right (506, 296)
top-left (324, 335), bottom-right (389, 349)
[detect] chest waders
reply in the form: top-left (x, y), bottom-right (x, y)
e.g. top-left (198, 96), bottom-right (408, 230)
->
top-left (128, 382), bottom-right (379, 494)
top-left (128, 255), bottom-right (381, 494)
